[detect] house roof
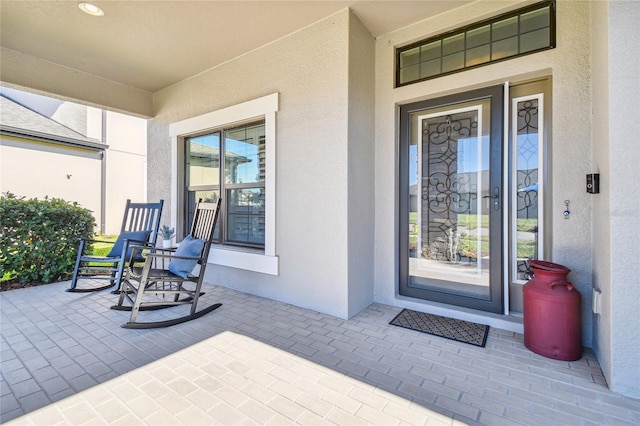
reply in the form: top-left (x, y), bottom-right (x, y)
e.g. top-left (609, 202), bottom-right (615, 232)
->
top-left (0, 95), bottom-right (105, 150)
top-left (190, 141), bottom-right (251, 164)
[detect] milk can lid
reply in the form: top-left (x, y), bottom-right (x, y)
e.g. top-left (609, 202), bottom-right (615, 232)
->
top-left (528, 260), bottom-right (571, 274)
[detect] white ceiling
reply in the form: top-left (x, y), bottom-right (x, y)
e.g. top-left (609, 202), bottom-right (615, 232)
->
top-left (0, 1), bottom-right (470, 93)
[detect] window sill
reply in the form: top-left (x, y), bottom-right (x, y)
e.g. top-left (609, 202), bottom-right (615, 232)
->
top-left (207, 246), bottom-right (279, 276)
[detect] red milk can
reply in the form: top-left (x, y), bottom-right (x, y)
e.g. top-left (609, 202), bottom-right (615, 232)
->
top-left (523, 260), bottom-right (582, 361)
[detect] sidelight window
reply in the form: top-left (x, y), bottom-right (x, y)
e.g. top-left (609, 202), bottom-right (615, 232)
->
top-left (512, 94), bottom-right (544, 283)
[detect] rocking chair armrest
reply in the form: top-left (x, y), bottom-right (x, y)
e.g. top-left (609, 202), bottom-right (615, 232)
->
top-left (128, 246), bottom-right (175, 258)
top-left (126, 243), bottom-right (164, 266)
top-left (150, 246), bottom-right (177, 253)
top-left (135, 252), bottom-right (201, 274)
top-left (123, 238), bottom-right (152, 246)
top-left (128, 242), bottom-right (164, 251)
top-left (126, 248), bottom-right (180, 266)
top-left (143, 252), bottom-right (200, 261)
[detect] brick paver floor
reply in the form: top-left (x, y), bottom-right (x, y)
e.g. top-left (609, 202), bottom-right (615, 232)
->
top-left (1, 280), bottom-right (639, 425)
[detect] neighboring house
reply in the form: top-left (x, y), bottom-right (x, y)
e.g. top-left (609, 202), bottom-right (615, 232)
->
top-left (1, 1), bottom-right (637, 399)
top-left (0, 92), bottom-right (147, 234)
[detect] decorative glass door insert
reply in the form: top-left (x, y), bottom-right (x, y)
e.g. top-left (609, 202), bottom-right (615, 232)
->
top-left (512, 94), bottom-right (544, 283)
top-left (413, 104), bottom-right (489, 289)
top-left (399, 85), bottom-right (504, 313)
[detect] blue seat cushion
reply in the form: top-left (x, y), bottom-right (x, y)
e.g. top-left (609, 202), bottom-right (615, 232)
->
top-left (168, 235), bottom-right (205, 278)
top-left (106, 230), bottom-right (151, 258)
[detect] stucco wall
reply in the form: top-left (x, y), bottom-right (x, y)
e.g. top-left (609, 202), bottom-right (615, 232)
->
top-left (0, 136), bottom-right (102, 223)
top-left (374, 0), bottom-right (594, 340)
top-left (347, 13), bottom-right (376, 317)
top-left (600, 0), bottom-right (640, 399)
top-left (148, 10), bottom-right (364, 319)
top-left (147, 121), bottom-right (171, 228)
top-left (103, 111), bottom-right (148, 235)
top-left (590, 0), bottom-right (612, 397)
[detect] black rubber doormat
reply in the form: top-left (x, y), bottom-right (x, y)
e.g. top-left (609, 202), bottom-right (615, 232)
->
top-left (389, 309), bottom-right (489, 347)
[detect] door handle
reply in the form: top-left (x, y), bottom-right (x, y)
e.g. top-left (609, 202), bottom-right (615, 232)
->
top-left (482, 188), bottom-right (500, 210)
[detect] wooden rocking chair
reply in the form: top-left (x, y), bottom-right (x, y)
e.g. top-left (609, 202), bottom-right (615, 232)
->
top-left (111, 199), bottom-right (221, 328)
top-left (67, 199), bottom-right (164, 293)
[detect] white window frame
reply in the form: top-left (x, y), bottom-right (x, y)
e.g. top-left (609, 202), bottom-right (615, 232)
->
top-left (169, 93), bottom-right (279, 275)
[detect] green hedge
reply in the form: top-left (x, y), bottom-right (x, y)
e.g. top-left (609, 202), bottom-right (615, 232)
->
top-left (0, 193), bottom-right (95, 283)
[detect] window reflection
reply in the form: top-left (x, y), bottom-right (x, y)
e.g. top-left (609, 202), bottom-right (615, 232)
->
top-left (187, 134), bottom-right (220, 187)
top-left (184, 122), bottom-right (266, 248)
top-left (227, 188), bottom-right (265, 245)
top-left (225, 124), bottom-right (265, 185)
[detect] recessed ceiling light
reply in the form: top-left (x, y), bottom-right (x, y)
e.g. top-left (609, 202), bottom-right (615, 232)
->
top-left (78, 2), bottom-right (104, 17)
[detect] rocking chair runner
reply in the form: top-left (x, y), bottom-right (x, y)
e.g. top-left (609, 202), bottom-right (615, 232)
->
top-left (67, 199), bottom-right (164, 293)
top-left (111, 199), bottom-right (221, 328)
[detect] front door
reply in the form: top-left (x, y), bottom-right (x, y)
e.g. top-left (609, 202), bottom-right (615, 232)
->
top-left (399, 85), bottom-right (504, 313)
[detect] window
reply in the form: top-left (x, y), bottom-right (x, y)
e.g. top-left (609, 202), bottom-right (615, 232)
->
top-left (511, 93), bottom-right (545, 284)
top-left (396, 0), bottom-right (555, 86)
top-left (170, 93), bottom-right (279, 275)
top-left (508, 78), bottom-right (550, 313)
top-left (185, 122), bottom-right (265, 248)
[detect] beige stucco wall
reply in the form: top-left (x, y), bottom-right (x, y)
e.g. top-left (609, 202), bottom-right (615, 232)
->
top-left (149, 9), bottom-right (375, 319)
top-left (590, 0), bottom-right (612, 397)
top-left (347, 12), bottom-right (376, 317)
top-left (0, 135), bottom-right (103, 224)
top-left (103, 110), bottom-right (148, 235)
top-left (374, 1), bottom-right (594, 338)
top-left (606, 1), bottom-right (640, 399)
top-left (591, 0), bottom-right (640, 399)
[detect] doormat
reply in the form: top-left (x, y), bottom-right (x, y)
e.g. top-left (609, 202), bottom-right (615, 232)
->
top-left (389, 309), bottom-right (489, 347)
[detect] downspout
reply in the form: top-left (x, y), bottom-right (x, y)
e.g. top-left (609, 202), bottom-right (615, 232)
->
top-left (100, 110), bottom-right (107, 234)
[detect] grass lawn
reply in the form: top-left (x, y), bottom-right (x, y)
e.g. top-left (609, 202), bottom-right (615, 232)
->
top-left (408, 212), bottom-right (538, 258)
top-left (89, 235), bottom-right (118, 257)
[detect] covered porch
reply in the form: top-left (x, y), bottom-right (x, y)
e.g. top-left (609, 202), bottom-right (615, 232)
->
top-left (1, 0), bottom-right (639, 405)
top-left (2, 282), bottom-right (638, 425)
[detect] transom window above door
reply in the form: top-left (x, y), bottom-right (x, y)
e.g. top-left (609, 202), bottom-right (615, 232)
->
top-left (396, 0), bottom-right (556, 86)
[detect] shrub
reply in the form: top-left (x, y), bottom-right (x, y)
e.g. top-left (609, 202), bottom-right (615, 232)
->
top-left (0, 193), bottom-right (95, 283)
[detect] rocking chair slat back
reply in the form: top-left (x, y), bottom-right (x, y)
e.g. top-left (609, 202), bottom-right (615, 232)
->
top-left (122, 200), bottom-right (164, 244)
top-left (191, 203), bottom-right (217, 240)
